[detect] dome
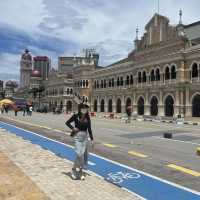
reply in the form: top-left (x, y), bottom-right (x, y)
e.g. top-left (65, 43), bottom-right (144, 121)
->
top-left (31, 70), bottom-right (41, 77)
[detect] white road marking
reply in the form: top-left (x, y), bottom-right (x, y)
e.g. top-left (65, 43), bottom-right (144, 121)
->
top-left (88, 161), bottom-right (96, 166)
top-left (1, 121), bottom-right (200, 197)
top-left (153, 136), bottom-right (200, 146)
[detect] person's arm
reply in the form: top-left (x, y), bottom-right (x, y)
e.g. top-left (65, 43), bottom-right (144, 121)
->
top-left (65, 114), bottom-right (76, 130)
top-left (87, 116), bottom-right (93, 141)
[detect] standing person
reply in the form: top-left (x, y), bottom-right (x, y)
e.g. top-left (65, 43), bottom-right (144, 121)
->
top-left (26, 105), bottom-right (29, 116)
top-left (23, 106), bottom-right (26, 116)
top-left (126, 105), bottom-right (132, 123)
top-left (65, 103), bottom-right (94, 180)
top-left (29, 106), bottom-right (33, 116)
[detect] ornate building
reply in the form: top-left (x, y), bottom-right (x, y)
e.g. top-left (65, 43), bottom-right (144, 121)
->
top-left (18, 13), bottom-right (200, 118)
top-left (20, 49), bottom-right (32, 88)
top-left (42, 50), bottom-right (100, 113)
top-left (91, 13), bottom-right (200, 118)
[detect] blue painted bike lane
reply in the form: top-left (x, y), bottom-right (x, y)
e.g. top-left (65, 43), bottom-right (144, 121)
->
top-left (0, 121), bottom-right (200, 200)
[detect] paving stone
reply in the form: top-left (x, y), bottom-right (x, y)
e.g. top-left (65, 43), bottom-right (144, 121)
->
top-left (0, 129), bottom-right (141, 200)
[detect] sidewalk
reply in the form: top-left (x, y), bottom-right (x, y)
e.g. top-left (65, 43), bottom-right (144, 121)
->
top-left (0, 128), bottom-right (141, 200)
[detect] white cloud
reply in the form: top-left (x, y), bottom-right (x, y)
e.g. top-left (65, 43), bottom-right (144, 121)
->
top-left (0, 0), bottom-right (200, 75)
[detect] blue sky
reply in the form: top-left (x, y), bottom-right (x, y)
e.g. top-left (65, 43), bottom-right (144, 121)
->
top-left (0, 0), bottom-right (199, 81)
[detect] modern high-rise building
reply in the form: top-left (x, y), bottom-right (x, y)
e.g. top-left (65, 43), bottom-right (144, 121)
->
top-left (33, 56), bottom-right (50, 80)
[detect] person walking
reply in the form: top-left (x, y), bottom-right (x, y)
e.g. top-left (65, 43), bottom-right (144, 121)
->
top-left (126, 105), bottom-right (132, 123)
top-left (29, 106), bottom-right (33, 116)
top-left (65, 103), bottom-right (94, 180)
top-left (23, 106), bottom-right (26, 116)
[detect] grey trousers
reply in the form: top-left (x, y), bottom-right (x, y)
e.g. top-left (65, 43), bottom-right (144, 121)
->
top-left (73, 131), bottom-right (88, 169)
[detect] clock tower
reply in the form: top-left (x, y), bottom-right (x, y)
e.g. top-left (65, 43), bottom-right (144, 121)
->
top-left (20, 49), bottom-right (32, 88)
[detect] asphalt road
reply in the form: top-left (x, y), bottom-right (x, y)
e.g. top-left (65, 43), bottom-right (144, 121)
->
top-left (1, 111), bottom-right (200, 191)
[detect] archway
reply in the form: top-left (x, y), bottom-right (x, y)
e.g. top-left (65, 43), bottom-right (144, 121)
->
top-left (150, 96), bottom-right (158, 116)
top-left (126, 98), bottom-right (132, 107)
top-left (108, 99), bottom-right (113, 112)
top-left (116, 99), bottom-right (121, 113)
top-left (66, 101), bottom-right (72, 113)
top-left (192, 94), bottom-right (200, 117)
top-left (100, 99), bottom-right (105, 112)
top-left (165, 95), bottom-right (174, 117)
top-left (137, 97), bottom-right (144, 115)
top-left (192, 63), bottom-right (198, 78)
top-left (94, 99), bottom-right (97, 112)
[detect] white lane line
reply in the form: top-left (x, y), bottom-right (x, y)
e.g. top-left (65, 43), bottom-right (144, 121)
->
top-left (153, 136), bottom-right (200, 146)
top-left (1, 121), bottom-right (200, 197)
top-left (100, 128), bottom-right (131, 134)
top-left (88, 161), bottom-right (96, 166)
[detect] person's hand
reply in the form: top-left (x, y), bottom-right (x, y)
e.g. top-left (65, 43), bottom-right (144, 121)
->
top-left (72, 128), bottom-right (79, 133)
top-left (91, 140), bottom-right (94, 149)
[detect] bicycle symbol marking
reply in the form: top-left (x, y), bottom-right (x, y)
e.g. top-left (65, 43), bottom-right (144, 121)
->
top-left (106, 171), bottom-right (141, 184)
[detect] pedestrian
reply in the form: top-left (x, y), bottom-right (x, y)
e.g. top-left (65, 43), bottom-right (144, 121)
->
top-left (14, 106), bottom-right (18, 116)
top-left (126, 105), bottom-right (132, 123)
top-left (65, 103), bottom-right (94, 180)
top-left (23, 106), bottom-right (26, 116)
top-left (29, 106), bottom-right (33, 116)
top-left (26, 105), bottom-right (29, 116)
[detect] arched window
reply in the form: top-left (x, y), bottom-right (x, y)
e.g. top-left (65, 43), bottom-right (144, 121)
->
top-left (97, 80), bottom-right (99, 88)
top-left (101, 80), bottom-right (104, 88)
top-left (155, 68), bottom-right (160, 81)
top-left (109, 79), bottom-right (111, 87)
top-left (120, 77), bottom-right (123, 86)
top-left (117, 77), bottom-right (120, 86)
top-left (165, 67), bottom-right (170, 80)
top-left (86, 80), bottom-right (89, 87)
top-left (130, 75), bottom-right (133, 85)
top-left (192, 63), bottom-right (198, 78)
top-left (126, 75), bottom-right (130, 85)
top-left (80, 80), bottom-right (83, 87)
top-left (100, 99), bottom-right (105, 112)
top-left (94, 99), bottom-right (97, 112)
top-left (104, 79), bottom-right (106, 88)
top-left (83, 80), bottom-right (86, 87)
top-left (112, 78), bottom-right (115, 87)
top-left (142, 71), bottom-right (146, 83)
top-left (171, 65), bottom-right (176, 79)
top-left (67, 88), bottom-right (70, 95)
top-left (70, 89), bottom-right (73, 94)
top-left (151, 70), bottom-right (155, 82)
top-left (138, 72), bottom-right (142, 83)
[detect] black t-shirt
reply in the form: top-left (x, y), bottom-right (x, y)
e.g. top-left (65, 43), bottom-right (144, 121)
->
top-left (65, 113), bottom-right (93, 140)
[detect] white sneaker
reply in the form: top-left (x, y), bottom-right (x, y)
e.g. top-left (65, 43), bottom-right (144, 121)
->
top-left (80, 175), bottom-right (85, 180)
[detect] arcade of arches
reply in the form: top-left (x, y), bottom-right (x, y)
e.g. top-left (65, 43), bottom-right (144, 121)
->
top-left (92, 92), bottom-right (200, 117)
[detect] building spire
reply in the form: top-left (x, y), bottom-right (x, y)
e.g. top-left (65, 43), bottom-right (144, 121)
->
top-left (136, 26), bottom-right (139, 40)
top-left (179, 9), bottom-right (183, 24)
